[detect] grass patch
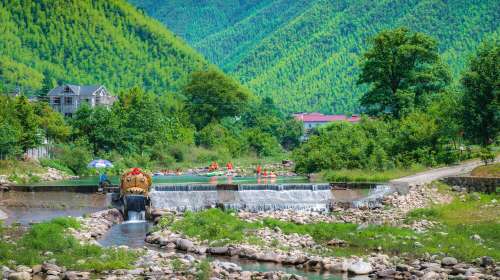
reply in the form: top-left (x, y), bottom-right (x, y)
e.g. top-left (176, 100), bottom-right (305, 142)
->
top-left (168, 198), bottom-right (499, 261)
top-left (0, 217), bottom-right (137, 271)
top-left (171, 209), bottom-right (257, 245)
top-left (470, 163), bottom-right (500, 177)
top-left (320, 165), bottom-right (425, 182)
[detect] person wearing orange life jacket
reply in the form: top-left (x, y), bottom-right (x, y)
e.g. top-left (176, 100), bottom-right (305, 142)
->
top-left (226, 162), bottom-right (233, 171)
top-left (208, 161), bottom-right (219, 172)
top-left (256, 165), bottom-right (262, 176)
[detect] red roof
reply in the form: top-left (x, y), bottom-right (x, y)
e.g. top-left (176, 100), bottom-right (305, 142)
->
top-left (294, 113), bottom-right (361, 123)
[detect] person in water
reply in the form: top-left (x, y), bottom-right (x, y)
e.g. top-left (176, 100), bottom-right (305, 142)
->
top-left (256, 165), bottom-right (262, 176)
top-left (208, 161), bottom-right (219, 171)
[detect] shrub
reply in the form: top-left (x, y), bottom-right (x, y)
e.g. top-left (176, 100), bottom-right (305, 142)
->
top-left (39, 158), bottom-right (74, 175)
top-left (479, 147), bottom-right (496, 165)
top-left (53, 141), bottom-right (92, 175)
top-left (243, 128), bottom-right (282, 157)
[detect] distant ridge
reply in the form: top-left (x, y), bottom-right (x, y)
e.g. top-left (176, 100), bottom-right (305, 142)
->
top-left (131, 0), bottom-right (500, 113)
top-left (0, 0), bottom-right (212, 95)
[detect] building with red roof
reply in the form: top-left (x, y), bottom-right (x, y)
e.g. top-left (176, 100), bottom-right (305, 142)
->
top-left (294, 113), bottom-right (361, 130)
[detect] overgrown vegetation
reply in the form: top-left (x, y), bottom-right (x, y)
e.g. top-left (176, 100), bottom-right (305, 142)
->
top-left (0, 217), bottom-right (137, 271)
top-left (320, 166), bottom-right (425, 182)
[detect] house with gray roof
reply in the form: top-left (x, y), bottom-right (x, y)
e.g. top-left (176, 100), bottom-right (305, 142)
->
top-left (48, 84), bottom-right (116, 117)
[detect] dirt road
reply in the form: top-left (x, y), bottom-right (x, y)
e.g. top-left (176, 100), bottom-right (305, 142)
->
top-left (390, 158), bottom-right (499, 187)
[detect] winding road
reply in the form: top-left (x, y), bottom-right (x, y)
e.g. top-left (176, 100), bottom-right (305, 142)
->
top-left (390, 157), bottom-right (499, 187)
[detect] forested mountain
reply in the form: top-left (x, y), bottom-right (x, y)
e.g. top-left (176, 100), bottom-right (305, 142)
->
top-left (131, 0), bottom-right (500, 114)
top-left (0, 0), bottom-right (210, 96)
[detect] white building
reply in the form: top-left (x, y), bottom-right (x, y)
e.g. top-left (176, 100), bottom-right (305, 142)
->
top-left (48, 84), bottom-right (116, 117)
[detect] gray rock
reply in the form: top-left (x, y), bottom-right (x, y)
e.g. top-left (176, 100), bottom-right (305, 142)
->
top-left (215, 261), bottom-right (241, 273)
top-left (442, 257), bottom-right (458, 266)
top-left (480, 256), bottom-right (494, 267)
top-left (282, 254), bottom-right (308, 265)
top-left (175, 238), bottom-right (194, 251)
top-left (256, 252), bottom-right (282, 263)
top-left (42, 263), bottom-right (61, 273)
top-left (8, 271), bottom-right (31, 280)
top-left (377, 269), bottom-right (397, 278)
top-left (324, 261), bottom-right (349, 272)
top-left (207, 247), bottom-right (229, 255)
top-left (62, 271), bottom-right (91, 280)
top-left (422, 271), bottom-right (440, 280)
top-left (348, 261), bottom-right (373, 275)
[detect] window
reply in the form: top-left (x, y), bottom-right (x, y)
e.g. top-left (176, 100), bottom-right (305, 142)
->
top-left (95, 96), bottom-right (101, 104)
top-left (64, 86), bottom-right (71, 93)
top-left (64, 96), bottom-right (73, 105)
top-left (53, 97), bottom-right (61, 105)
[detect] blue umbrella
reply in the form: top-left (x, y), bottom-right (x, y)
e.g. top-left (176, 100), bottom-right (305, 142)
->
top-left (87, 159), bottom-right (113, 168)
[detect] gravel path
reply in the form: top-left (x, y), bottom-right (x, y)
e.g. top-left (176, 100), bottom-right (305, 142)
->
top-left (390, 157), bottom-right (499, 187)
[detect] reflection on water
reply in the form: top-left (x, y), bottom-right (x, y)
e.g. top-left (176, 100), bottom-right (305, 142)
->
top-left (1, 207), bottom-right (103, 225)
top-left (98, 221), bottom-right (152, 248)
top-left (18, 175), bottom-right (309, 187)
top-left (0, 191), bottom-right (108, 225)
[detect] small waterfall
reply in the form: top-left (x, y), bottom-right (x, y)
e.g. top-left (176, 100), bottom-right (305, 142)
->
top-left (127, 210), bottom-right (145, 221)
top-left (350, 185), bottom-right (393, 209)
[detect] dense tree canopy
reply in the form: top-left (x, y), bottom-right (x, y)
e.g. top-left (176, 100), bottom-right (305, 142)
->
top-left (133, 0), bottom-right (499, 114)
top-left (183, 70), bottom-right (252, 129)
top-left (0, 95), bottom-right (70, 156)
top-left (358, 28), bottom-right (450, 117)
top-left (461, 40), bottom-right (500, 146)
top-left (0, 0), bottom-right (208, 96)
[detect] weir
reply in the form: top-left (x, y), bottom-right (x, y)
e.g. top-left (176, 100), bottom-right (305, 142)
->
top-left (150, 183), bottom-right (394, 212)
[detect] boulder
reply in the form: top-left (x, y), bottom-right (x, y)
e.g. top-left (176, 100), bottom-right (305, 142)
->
top-left (175, 238), bottom-right (194, 251)
top-left (256, 252), bottom-right (282, 263)
top-left (324, 261), bottom-right (349, 272)
top-left (215, 261), bottom-right (242, 273)
top-left (442, 257), bottom-right (458, 266)
top-left (480, 256), bottom-right (494, 267)
top-left (422, 271), bottom-right (440, 280)
top-left (8, 272), bottom-right (31, 280)
top-left (348, 261), bottom-right (373, 275)
top-left (282, 254), bottom-right (308, 265)
top-left (207, 247), bottom-right (229, 255)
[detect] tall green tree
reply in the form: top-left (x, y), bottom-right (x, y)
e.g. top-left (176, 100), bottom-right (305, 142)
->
top-left (358, 28), bottom-right (450, 118)
top-left (461, 39), bottom-right (500, 145)
top-left (183, 69), bottom-right (252, 128)
top-left (14, 96), bottom-right (41, 152)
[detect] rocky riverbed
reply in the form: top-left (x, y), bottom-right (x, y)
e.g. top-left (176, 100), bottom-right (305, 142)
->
top-left (143, 183), bottom-right (499, 279)
top-left (2, 182), bottom-right (499, 280)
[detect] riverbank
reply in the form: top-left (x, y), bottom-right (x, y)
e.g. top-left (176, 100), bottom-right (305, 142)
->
top-left (145, 182), bottom-right (499, 279)
top-left (1, 180), bottom-right (499, 279)
top-left (0, 160), bottom-right (76, 186)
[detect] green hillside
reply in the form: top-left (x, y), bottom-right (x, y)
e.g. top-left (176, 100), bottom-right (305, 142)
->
top-left (132, 0), bottom-right (500, 113)
top-left (0, 0), bottom-right (210, 95)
